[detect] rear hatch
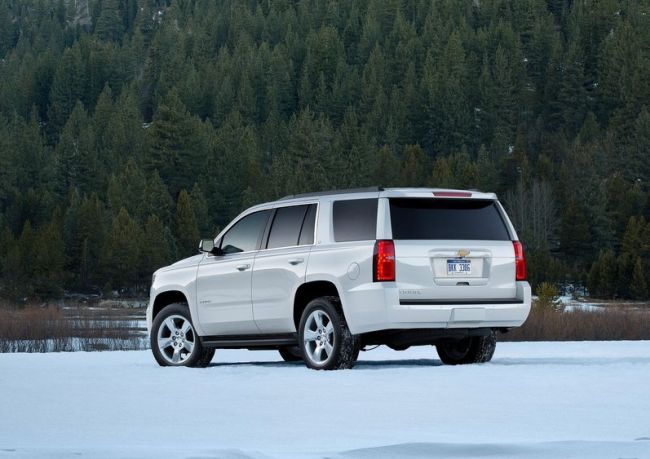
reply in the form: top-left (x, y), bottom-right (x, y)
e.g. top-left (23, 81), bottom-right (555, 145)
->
top-left (389, 197), bottom-right (517, 304)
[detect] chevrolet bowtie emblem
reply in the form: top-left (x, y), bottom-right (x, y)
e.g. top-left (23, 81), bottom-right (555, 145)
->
top-left (457, 249), bottom-right (470, 258)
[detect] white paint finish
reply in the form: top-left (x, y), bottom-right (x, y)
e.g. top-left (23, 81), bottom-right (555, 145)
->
top-left (195, 252), bottom-right (259, 335)
top-left (251, 245), bottom-right (311, 333)
top-left (346, 262), bottom-right (360, 280)
top-left (376, 197), bottom-right (392, 239)
top-left (148, 255), bottom-right (203, 334)
top-left (395, 240), bottom-right (518, 301)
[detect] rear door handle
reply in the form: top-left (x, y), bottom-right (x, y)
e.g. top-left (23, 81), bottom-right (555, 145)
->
top-left (288, 258), bottom-right (304, 265)
top-left (236, 264), bottom-right (250, 271)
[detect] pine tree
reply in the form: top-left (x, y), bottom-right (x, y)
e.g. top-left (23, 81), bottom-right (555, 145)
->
top-left (47, 45), bottom-right (86, 138)
top-left (399, 144), bottom-right (429, 187)
top-left (16, 221), bottom-right (37, 297)
top-left (422, 32), bottom-right (471, 154)
top-left (621, 217), bottom-right (647, 259)
top-left (559, 40), bottom-right (588, 135)
top-left (93, 85), bottom-right (115, 159)
top-left (175, 190), bottom-right (199, 258)
top-left (104, 88), bottom-right (146, 165)
top-left (102, 208), bottom-right (143, 290)
top-left (32, 214), bottom-right (66, 298)
top-left (559, 199), bottom-right (592, 259)
top-left (53, 102), bottom-right (97, 197)
top-left (77, 193), bottom-right (105, 287)
top-left (0, 228), bottom-right (24, 300)
top-left (95, 0), bottom-right (124, 42)
top-left (597, 249), bottom-right (618, 298)
top-left (107, 160), bottom-right (146, 220)
top-left (269, 109), bottom-right (332, 197)
top-left (141, 170), bottom-right (174, 225)
top-left (626, 108), bottom-right (650, 184)
top-left (631, 257), bottom-right (648, 300)
top-left (430, 156), bottom-right (453, 188)
top-left (190, 183), bottom-right (210, 236)
top-left (147, 90), bottom-right (201, 197)
top-left (141, 215), bottom-right (174, 278)
top-left (0, 2), bottom-right (15, 57)
top-left (373, 146), bottom-right (400, 187)
top-left (616, 253), bottom-right (634, 298)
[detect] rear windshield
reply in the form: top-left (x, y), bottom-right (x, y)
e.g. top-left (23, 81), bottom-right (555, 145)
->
top-left (389, 198), bottom-right (511, 241)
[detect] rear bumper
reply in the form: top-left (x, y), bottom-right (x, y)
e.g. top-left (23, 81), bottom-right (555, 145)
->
top-left (343, 281), bottom-right (531, 335)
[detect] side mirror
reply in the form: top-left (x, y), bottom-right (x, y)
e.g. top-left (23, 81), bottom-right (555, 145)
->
top-left (199, 239), bottom-right (224, 256)
top-left (198, 239), bottom-right (213, 253)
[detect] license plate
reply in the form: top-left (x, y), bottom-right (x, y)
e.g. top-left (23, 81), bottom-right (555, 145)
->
top-left (447, 259), bottom-right (471, 276)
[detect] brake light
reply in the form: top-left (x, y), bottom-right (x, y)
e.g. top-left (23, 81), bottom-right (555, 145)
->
top-left (433, 191), bottom-right (472, 198)
top-left (373, 240), bottom-right (395, 282)
top-left (513, 241), bottom-right (526, 281)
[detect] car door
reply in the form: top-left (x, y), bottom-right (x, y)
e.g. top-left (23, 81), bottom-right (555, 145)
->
top-left (252, 204), bottom-right (317, 333)
top-left (196, 209), bottom-right (272, 336)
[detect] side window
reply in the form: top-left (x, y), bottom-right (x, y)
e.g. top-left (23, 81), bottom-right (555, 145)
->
top-left (220, 210), bottom-right (271, 254)
top-left (298, 204), bottom-right (317, 245)
top-left (267, 205), bottom-right (309, 249)
top-left (332, 199), bottom-right (378, 242)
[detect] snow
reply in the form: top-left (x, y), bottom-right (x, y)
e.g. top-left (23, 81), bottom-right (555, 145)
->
top-left (558, 295), bottom-right (606, 312)
top-left (1, 341), bottom-right (650, 458)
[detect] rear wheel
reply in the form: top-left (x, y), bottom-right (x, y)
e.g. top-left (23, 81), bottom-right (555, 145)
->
top-left (436, 331), bottom-right (497, 365)
top-left (299, 297), bottom-right (359, 370)
top-left (151, 303), bottom-right (214, 367)
top-left (278, 346), bottom-right (302, 362)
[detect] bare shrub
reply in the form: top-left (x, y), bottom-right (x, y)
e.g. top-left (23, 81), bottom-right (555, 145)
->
top-left (0, 302), bottom-right (148, 352)
top-left (501, 303), bottom-right (650, 341)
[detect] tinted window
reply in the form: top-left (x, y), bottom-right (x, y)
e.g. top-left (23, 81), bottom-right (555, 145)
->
top-left (220, 210), bottom-right (271, 254)
top-left (267, 205), bottom-right (309, 249)
top-left (389, 198), bottom-right (510, 241)
top-left (298, 204), bottom-right (317, 245)
top-left (333, 199), bottom-right (378, 242)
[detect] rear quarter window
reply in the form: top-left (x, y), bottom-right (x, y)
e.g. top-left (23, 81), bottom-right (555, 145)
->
top-left (332, 199), bottom-right (378, 242)
top-left (389, 198), bottom-right (511, 241)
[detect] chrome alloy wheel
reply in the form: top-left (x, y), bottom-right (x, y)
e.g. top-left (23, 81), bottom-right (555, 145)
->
top-left (303, 310), bottom-right (335, 365)
top-left (156, 315), bottom-right (196, 365)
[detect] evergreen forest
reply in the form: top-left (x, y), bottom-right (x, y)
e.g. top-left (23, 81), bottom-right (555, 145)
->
top-left (1, 0), bottom-right (650, 300)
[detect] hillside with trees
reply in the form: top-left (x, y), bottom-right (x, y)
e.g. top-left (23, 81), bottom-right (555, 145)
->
top-left (1, 0), bottom-right (649, 300)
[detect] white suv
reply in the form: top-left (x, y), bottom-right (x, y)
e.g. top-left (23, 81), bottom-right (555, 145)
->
top-left (147, 188), bottom-right (531, 370)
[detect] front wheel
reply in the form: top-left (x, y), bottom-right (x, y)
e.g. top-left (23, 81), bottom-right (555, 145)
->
top-left (436, 331), bottom-right (497, 365)
top-left (299, 296), bottom-right (359, 370)
top-left (151, 303), bottom-right (214, 367)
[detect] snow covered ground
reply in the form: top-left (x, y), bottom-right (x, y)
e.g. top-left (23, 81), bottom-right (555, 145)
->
top-left (1, 341), bottom-right (649, 458)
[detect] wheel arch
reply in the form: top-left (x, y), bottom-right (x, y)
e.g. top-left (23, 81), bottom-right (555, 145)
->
top-left (152, 290), bottom-right (190, 321)
top-left (293, 280), bottom-right (343, 330)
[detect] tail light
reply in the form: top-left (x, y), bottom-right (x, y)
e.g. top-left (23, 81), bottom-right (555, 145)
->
top-left (513, 241), bottom-right (526, 281)
top-left (373, 240), bottom-right (395, 282)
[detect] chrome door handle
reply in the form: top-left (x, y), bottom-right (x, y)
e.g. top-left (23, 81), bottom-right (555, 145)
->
top-left (236, 264), bottom-right (250, 271)
top-left (288, 258), bottom-right (304, 265)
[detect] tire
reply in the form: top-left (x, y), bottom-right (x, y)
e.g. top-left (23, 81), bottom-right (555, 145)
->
top-left (436, 330), bottom-right (497, 365)
top-left (298, 296), bottom-right (359, 370)
top-left (278, 346), bottom-right (302, 362)
top-left (151, 303), bottom-right (214, 368)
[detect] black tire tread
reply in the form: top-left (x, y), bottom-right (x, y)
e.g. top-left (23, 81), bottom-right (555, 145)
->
top-left (436, 331), bottom-right (497, 365)
top-left (150, 303), bottom-right (214, 368)
top-left (299, 296), bottom-right (359, 370)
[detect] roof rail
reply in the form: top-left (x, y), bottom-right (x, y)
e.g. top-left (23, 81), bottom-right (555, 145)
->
top-left (278, 187), bottom-right (384, 201)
